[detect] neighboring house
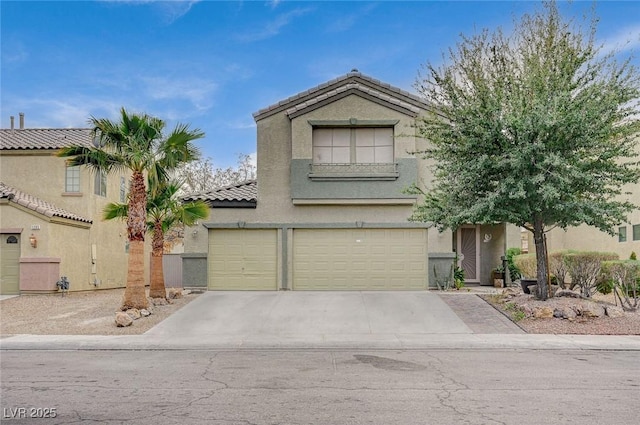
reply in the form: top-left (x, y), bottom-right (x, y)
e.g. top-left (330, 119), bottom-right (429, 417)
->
top-left (183, 71), bottom-right (521, 290)
top-left (543, 138), bottom-right (640, 259)
top-left (0, 123), bottom-right (136, 294)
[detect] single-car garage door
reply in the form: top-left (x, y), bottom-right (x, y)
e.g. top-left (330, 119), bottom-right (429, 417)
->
top-left (293, 228), bottom-right (427, 290)
top-left (209, 229), bottom-right (277, 290)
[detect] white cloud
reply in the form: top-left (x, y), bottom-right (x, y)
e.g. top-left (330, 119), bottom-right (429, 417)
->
top-left (236, 6), bottom-right (314, 42)
top-left (99, 0), bottom-right (201, 24)
top-left (141, 75), bottom-right (218, 111)
top-left (599, 24), bottom-right (640, 55)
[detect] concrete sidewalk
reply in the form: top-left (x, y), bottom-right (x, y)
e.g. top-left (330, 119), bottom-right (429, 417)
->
top-left (1, 291), bottom-right (639, 351)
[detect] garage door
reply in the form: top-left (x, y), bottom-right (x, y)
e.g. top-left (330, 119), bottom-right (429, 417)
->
top-left (1, 234), bottom-right (20, 295)
top-left (209, 229), bottom-right (277, 290)
top-left (293, 228), bottom-right (427, 290)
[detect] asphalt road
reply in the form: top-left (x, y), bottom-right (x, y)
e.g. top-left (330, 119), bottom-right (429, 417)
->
top-left (1, 348), bottom-right (638, 425)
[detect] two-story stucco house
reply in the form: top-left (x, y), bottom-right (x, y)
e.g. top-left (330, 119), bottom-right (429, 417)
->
top-left (0, 121), bottom-right (138, 294)
top-left (183, 71), bottom-right (522, 290)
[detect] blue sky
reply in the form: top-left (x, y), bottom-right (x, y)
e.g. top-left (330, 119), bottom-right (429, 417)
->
top-left (2, 1), bottom-right (639, 168)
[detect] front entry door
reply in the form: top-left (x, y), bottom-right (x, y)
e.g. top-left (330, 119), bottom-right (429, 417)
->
top-left (1, 234), bottom-right (21, 295)
top-left (457, 226), bottom-right (480, 283)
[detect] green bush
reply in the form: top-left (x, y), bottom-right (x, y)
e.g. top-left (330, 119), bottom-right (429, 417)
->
top-left (513, 253), bottom-right (537, 279)
top-left (506, 247), bottom-right (522, 281)
top-left (630, 252), bottom-right (637, 261)
top-left (564, 251), bottom-right (619, 297)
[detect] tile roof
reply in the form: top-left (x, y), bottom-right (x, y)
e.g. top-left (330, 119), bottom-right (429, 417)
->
top-left (0, 128), bottom-right (93, 150)
top-left (284, 82), bottom-right (421, 118)
top-left (253, 71), bottom-right (429, 120)
top-left (0, 182), bottom-right (93, 224)
top-left (182, 180), bottom-right (257, 204)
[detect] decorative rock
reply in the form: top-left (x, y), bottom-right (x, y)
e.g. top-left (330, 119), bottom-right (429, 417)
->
top-left (561, 307), bottom-right (577, 320)
top-left (605, 305), bottom-right (624, 318)
top-left (520, 304), bottom-right (533, 317)
top-left (182, 289), bottom-right (192, 296)
top-left (151, 297), bottom-right (168, 306)
top-left (553, 308), bottom-right (564, 318)
top-left (582, 304), bottom-right (605, 318)
top-left (502, 288), bottom-right (519, 297)
top-left (115, 312), bottom-right (133, 327)
top-left (140, 309), bottom-right (151, 317)
top-left (168, 288), bottom-right (183, 299)
top-left (126, 308), bottom-right (141, 320)
top-left (533, 306), bottom-right (554, 319)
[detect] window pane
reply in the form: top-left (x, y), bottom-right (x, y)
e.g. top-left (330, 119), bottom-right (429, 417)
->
top-left (356, 147), bottom-right (375, 163)
top-left (618, 226), bottom-right (627, 242)
top-left (633, 224), bottom-right (640, 241)
top-left (375, 146), bottom-right (394, 163)
top-left (332, 129), bottom-right (350, 147)
top-left (313, 129), bottom-right (332, 146)
top-left (332, 147), bottom-right (350, 163)
top-left (314, 147), bottom-right (332, 164)
top-left (374, 128), bottom-right (393, 146)
top-left (355, 128), bottom-right (375, 146)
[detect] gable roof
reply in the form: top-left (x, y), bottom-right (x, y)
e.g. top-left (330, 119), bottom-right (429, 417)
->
top-left (182, 180), bottom-right (257, 208)
top-left (0, 182), bottom-right (93, 224)
top-left (0, 128), bottom-right (93, 150)
top-left (253, 70), bottom-right (430, 121)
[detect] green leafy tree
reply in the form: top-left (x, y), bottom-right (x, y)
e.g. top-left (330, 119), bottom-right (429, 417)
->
top-left (59, 108), bottom-right (204, 309)
top-left (104, 180), bottom-right (209, 300)
top-left (410, 1), bottom-right (640, 300)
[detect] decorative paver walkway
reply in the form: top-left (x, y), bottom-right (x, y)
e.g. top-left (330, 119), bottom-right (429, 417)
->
top-left (438, 293), bottom-right (525, 334)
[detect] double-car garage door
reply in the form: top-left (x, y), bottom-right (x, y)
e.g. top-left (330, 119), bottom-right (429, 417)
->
top-left (208, 228), bottom-right (427, 290)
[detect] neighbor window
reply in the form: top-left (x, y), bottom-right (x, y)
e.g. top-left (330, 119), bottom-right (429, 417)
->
top-left (618, 226), bottom-right (627, 242)
top-left (94, 170), bottom-right (107, 197)
top-left (633, 224), bottom-right (640, 241)
top-left (313, 127), bottom-right (393, 164)
top-left (120, 176), bottom-right (126, 202)
top-left (65, 165), bottom-right (80, 192)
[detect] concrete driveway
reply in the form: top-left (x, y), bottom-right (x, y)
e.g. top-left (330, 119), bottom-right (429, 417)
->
top-left (145, 291), bottom-right (474, 346)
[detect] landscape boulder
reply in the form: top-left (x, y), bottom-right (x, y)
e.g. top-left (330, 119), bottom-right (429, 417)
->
top-left (533, 306), bottom-right (554, 319)
top-left (168, 288), bottom-right (183, 299)
top-left (126, 308), bottom-right (141, 320)
top-left (140, 309), bottom-right (152, 317)
top-left (582, 303), bottom-right (605, 318)
top-left (115, 312), bottom-right (133, 327)
top-left (605, 305), bottom-right (624, 318)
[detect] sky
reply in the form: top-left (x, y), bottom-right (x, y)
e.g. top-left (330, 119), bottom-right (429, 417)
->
top-left (1, 0), bottom-right (639, 168)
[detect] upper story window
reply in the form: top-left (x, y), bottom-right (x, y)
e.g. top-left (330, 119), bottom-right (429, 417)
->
top-left (313, 127), bottom-right (394, 164)
top-left (633, 224), bottom-right (640, 241)
top-left (65, 165), bottom-right (80, 193)
top-left (309, 120), bottom-right (399, 181)
top-left (94, 170), bottom-right (107, 197)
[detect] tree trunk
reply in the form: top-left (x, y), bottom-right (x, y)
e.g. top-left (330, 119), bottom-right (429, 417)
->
top-left (122, 240), bottom-right (149, 310)
top-left (533, 216), bottom-right (549, 301)
top-left (121, 171), bottom-right (149, 310)
top-left (148, 222), bottom-right (167, 299)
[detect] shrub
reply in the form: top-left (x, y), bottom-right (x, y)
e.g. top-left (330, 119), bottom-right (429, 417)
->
top-left (548, 250), bottom-right (575, 289)
top-left (564, 251), bottom-right (619, 298)
top-left (506, 247), bottom-right (522, 281)
top-left (630, 252), bottom-right (637, 261)
top-left (513, 253), bottom-right (537, 279)
top-left (600, 260), bottom-right (640, 311)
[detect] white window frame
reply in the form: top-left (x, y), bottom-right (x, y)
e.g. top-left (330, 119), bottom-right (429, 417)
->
top-left (94, 170), bottom-right (107, 197)
top-left (65, 165), bottom-right (80, 193)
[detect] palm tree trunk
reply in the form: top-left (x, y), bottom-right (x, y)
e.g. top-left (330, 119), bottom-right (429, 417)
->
top-left (122, 240), bottom-right (149, 310)
top-left (122, 171), bottom-right (149, 310)
top-left (148, 222), bottom-right (167, 299)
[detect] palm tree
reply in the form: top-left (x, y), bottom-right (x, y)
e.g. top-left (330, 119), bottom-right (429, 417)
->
top-left (58, 108), bottom-right (204, 310)
top-left (104, 180), bottom-right (209, 300)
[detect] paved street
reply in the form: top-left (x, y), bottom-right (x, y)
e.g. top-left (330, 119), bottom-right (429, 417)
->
top-left (2, 348), bottom-right (639, 425)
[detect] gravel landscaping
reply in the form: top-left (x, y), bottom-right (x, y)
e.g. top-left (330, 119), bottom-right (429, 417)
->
top-left (0, 288), bottom-right (199, 337)
top-left (483, 288), bottom-right (640, 335)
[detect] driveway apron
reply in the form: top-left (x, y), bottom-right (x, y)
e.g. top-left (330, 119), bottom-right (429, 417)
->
top-left (145, 291), bottom-right (475, 342)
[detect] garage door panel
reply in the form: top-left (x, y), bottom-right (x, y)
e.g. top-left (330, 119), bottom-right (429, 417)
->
top-left (209, 229), bottom-right (277, 290)
top-left (293, 229), bottom-right (427, 290)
